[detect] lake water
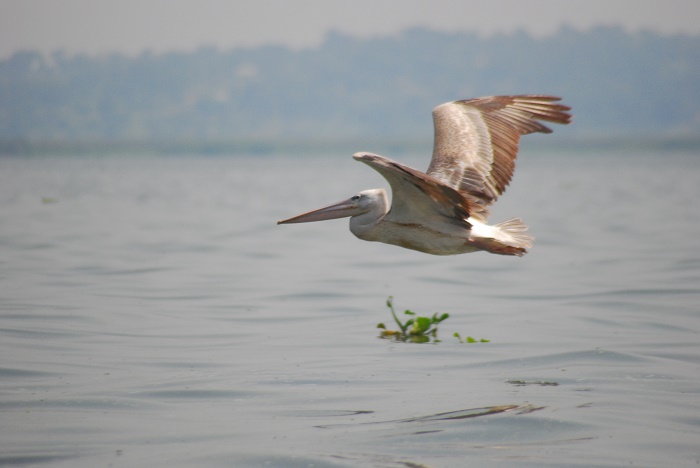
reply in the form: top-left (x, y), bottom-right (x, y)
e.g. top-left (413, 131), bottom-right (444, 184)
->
top-left (1, 148), bottom-right (699, 467)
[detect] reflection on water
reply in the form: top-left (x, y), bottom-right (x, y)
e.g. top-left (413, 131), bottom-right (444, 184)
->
top-left (314, 404), bottom-right (539, 429)
top-left (1, 150), bottom-right (699, 467)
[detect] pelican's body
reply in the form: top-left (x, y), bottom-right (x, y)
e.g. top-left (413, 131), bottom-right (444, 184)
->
top-left (339, 185), bottom-right (523, 256)
top-left (278, 95), bottom-right (571, 256)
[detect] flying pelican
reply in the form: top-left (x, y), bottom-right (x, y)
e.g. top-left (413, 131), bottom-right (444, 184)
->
top-left (278, 95), bottom-right (571, 256)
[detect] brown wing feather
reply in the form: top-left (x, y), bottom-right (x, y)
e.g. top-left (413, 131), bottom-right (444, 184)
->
top-left (353, 152), bottom-right (473, 229)
top-left (427, 95), bottom-right (571, 221)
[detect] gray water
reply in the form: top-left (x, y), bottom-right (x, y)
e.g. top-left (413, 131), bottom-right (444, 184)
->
top-left (1, 149), bottom-right (699, 467)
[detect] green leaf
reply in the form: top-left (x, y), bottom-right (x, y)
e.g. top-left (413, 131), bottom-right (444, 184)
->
top-left (376, 323), bottom-right (386, 329)
top-left (412, 316), bottom-right (432, 334)
top-left (466, 336), bottom-right (477, 343)
top-left (409, 335), bottom-right (430, 343)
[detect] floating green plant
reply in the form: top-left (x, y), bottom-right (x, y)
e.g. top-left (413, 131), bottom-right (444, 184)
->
top-left (377, 297), bottom-right (490, 344)
top-left (377, 296), bottom-right (450, 343)
top-left (453, 333), bottom-right (490, 344)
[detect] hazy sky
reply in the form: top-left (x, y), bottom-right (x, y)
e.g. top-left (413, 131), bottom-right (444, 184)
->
top-left (2, 0), bottom-right (699, 58)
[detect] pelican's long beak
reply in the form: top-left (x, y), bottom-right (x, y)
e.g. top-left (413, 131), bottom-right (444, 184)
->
top-left (277, 197), bottom-right (359, 224)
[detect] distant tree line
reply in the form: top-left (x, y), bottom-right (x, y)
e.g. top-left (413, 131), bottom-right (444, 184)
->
top-left (1, 26), bottom-right (699, 153)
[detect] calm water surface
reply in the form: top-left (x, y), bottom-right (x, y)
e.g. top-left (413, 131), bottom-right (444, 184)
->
top-left (1, 149), bottom-right (699, 467)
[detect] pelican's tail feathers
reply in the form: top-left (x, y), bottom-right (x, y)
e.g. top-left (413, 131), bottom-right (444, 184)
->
top-left (493, 218), bottom-right (534, 255)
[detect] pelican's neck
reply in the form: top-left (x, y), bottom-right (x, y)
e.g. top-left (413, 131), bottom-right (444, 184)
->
top-left (349, 189), bottom-right (388, 241)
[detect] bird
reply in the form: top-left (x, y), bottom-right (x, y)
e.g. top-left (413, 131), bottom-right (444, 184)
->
top-left (277, 95), bottom-right (571, 256)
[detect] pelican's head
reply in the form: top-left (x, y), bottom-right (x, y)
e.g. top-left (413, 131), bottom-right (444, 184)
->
top-left (277, 188), bottom-right (387, 225)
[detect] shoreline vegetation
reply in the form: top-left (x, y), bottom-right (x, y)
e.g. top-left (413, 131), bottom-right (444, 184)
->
top-left (3, 135), bottom-right (699, 157)
top-left (2, 26), bottom-right (699, 155)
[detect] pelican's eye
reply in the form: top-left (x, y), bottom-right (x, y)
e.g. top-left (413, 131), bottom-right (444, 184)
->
top-left (351, 195), bottom-right (360, 201)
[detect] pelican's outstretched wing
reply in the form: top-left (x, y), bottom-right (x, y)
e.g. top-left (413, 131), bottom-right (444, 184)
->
top-left (353, 152), bottom-right (473, 229)
top-left (427, 95), bottom-right (571, 221)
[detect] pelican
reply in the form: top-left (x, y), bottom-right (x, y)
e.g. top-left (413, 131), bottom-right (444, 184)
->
top-left (278, 95), bottom-right (571, 256)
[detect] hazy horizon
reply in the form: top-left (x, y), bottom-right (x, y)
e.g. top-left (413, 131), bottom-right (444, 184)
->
top-left (2, 0), bottom-right (700, 59)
